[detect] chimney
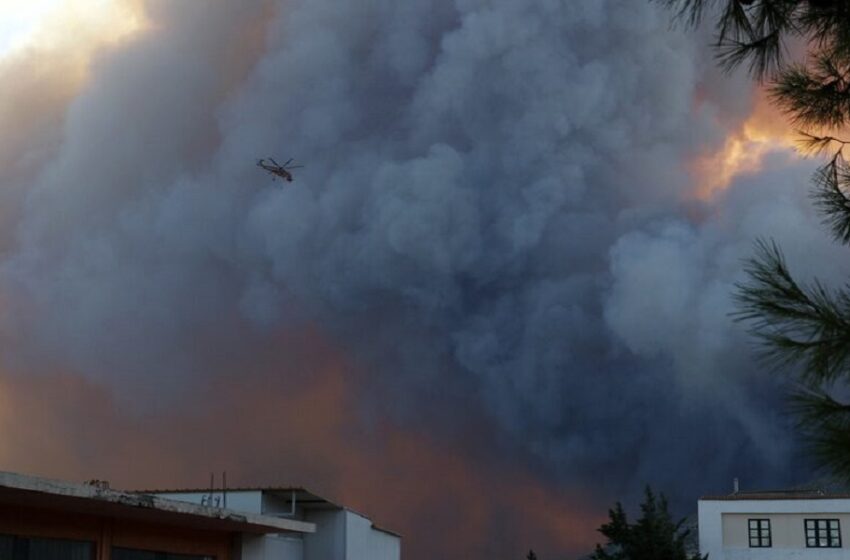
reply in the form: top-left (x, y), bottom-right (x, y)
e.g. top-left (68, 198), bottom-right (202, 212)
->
top-left (733, 478), bottom-right (740, 494)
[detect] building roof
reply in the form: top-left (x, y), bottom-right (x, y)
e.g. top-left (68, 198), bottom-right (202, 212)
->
top-left (135, 486), bottom-right (401, 538)
top-left (134, 486), bottom-right (343, 510)
top-left (135, 485), bottom-right (311, 494)
top-left (701, 490), bottom-right (850, 501)
top-left (369, 523), bottom-right (402, 539)
top-left (0, 471), bottom-right (315, 534)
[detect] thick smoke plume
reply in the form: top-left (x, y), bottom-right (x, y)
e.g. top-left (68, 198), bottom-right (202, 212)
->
top-left (0, 0), bottom-right (838, 558)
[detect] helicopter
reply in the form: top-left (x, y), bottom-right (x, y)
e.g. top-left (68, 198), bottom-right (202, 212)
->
top-left (257, 157), bottom-right (304, 182)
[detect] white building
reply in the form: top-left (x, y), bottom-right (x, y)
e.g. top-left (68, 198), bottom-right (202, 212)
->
top-left (145, 486), bottom-right (400, 560)
top-left (0, 471), bottom-right (399, 560)
top-left (699, 490), bottom-right (850, 559)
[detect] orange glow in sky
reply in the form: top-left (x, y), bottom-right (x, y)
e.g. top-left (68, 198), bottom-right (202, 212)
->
top-left (693, 90), bottom-right (803, 199)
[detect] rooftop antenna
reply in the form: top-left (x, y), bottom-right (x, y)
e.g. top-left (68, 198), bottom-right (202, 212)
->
top-left (202, 472), bottom-right (215, 507)
top-left (222, 471), bottom-right (227, 509)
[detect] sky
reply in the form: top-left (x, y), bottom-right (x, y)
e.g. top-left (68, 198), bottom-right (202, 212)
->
top-left (0, 1), bottom-right (844, 558)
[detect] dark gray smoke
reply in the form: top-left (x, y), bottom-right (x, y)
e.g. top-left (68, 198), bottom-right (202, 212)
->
top-left (0, 0), bottom-right (837, 553)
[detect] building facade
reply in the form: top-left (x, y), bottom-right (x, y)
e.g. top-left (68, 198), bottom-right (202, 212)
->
top-left (0, 471), bottom-right (399, 560)
top-left (146, 488), bottom-right (400, 560)
top-left (699, 492), bottom-right (850, 559)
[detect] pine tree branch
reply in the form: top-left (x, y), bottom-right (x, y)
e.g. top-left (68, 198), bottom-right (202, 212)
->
top-left (791, 387), bottom-right (850, 482)
top-left (659, 0), bottom-right (850, 81)
top-left (735, 240), bottom-right (850, 385)
top-left (797, 131), bottom-right (850, 154)
top-left (798, 0), bottom-right (850, 54)
top-left (772, 51), bottom-right (850, 127)
top-left (718, 0), bottom-right (756, 44)
top-left (811, 153), bottom-right (850, 243)
top-left (718, 32), bottom-right (784, 76)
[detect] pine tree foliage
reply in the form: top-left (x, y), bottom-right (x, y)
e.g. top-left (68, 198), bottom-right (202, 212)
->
top-left (660, 0), bottom-right (850, 480)
top-left (590, 487), bottom-right (705, 560)
top-left (660, 1), bottom-right (850, 132)
top-left (659, 1), bottom-right (850, 80)
top-left (736, 240), bottom-right (850, 383)
top-left (790, 388), bottom-right (850, 476)
top-left (810, 143), bottom-right (850, 242)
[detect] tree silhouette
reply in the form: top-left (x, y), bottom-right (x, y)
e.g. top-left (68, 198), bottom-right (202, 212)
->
top-left (590, 487), bottom-right (704, 560)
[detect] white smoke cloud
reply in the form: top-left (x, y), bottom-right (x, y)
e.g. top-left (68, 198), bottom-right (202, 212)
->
top-left (0, 0), bottom-right (821, 514)
top-left (605, 154), bottom-right (850, 386)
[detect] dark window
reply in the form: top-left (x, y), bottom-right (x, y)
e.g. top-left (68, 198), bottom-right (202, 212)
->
top-left (805, 519), bottom-right (842, 548)
top-left (0, 536), bottom-right (13, 560)
top-left (748, 519), bottom-right (771, 548)
top-left (111, 547), bottom-right (213, 560)
top-left (0, 535), bottom-right (93, 560)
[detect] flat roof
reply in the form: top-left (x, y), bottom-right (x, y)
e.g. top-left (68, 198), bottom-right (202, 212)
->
top-left (138, 486), bottom-right (311, 494)
top-left (139, 486), bottom-right (401, 538)
top-left (0, 471), bottom-right (315, 534)
top-left (701, 491), bottom-right (850, 501)
top-left (370, 523), bottom-right (402, 539)
top-left (136, 486), bottom-right (343, 510)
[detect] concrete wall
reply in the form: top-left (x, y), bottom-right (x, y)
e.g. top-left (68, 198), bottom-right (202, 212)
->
top-left (343, 512), bottom-right (400, 560)
top-left (700, 499), bottom-right (850, 560)
top-left (157, 492), bottom-right (400, 560)
top-left (303, 510), bottom-right (345, 560)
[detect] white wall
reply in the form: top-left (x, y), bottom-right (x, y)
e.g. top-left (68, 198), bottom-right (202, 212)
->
top-left (700, 499), bottom-right (850, 560)
top-left (265, 536), bottom-right (303, 560)
top-left (343, 511), bottom-right (400, 560)
top-left (155, 491), bottom-right (400, 560)
top-left (303, 510), bottom-right (346, 560)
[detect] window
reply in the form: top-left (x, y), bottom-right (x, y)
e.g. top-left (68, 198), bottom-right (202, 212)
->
top-left (111, 547), bottom-right (213, 560)
top-left (748, 519), bottom-right (771, 548)
top-left (0, 535), bottom-right (93, 560)
top-left (805, 519), bottom-right (842, 548)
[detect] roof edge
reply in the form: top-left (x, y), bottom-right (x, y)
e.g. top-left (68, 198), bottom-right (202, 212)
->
top-left (138, 486), bottom-right (401, 538)
top-left (700, 493), bottom-right (850, 501)
top-left (0, 471), bottom-right (315, 534)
